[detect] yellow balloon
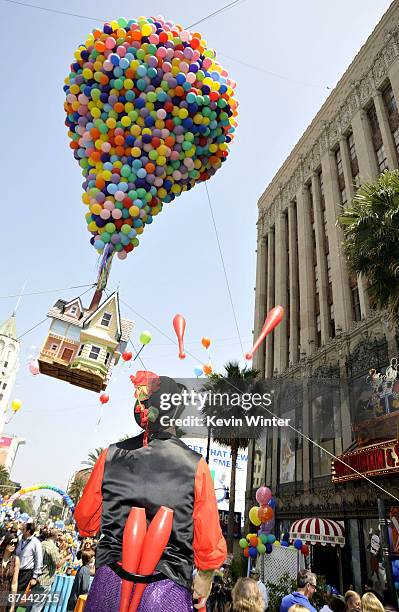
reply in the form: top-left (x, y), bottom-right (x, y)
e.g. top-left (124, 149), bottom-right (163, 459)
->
top-left (11, 399), bottom-right (22, 413)
top-left (249, 506), bottom-right (262, 527)
top-left (274, 540), bottom-right (281, 547)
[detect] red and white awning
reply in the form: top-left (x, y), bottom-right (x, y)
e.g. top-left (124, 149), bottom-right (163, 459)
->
top-left (289, 518), bottom-right (345, 547)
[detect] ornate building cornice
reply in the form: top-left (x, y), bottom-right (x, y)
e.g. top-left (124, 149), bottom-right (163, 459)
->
top-left (258, 17), bottom-right (399, 230)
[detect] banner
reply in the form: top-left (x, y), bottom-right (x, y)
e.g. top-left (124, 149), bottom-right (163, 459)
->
top-left (218, 510), bottom-right (241, 538)
top-left (332, 439), bottom-right (399, 482)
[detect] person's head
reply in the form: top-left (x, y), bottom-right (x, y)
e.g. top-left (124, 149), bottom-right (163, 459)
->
top-left (345, 590), bottom-right (361, 610)
top-left (330, 596), bottom-right (346, 612)
top-left (81, 550), bottom-right (94, 566)
top-left (297, 569), bottom-right (317, 599)
top-left (43, 528), bottom-right (58, 541)
top-left (232, 577), bottom-right (265, 612)
top-left (22, 522), bottom-right (36, 539)
top-left (0, 533), bottom-right (18, 558)
top-left (382, 589), bottom-right (398, 610)
top-left (82, 539), bottom-right (93, 551)
top-left (250, 568), bottom-right (260, 582)
top-left (288, 605), bottom-right (310, 612)
top-left (361, 592), bottom-right (384, 612)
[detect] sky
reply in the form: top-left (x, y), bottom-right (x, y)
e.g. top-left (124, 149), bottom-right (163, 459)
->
top-left (0, 0), bottom-right (393, 495)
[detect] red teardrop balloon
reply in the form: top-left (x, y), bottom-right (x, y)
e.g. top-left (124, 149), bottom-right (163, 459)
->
top-left (245, 306), bottom-right (284, 360)
top-left (173, 314), bottom-right (186, 359)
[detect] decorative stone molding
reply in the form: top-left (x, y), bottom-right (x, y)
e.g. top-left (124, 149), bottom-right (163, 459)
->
top-left (258, 23), bottom-right (399, 216)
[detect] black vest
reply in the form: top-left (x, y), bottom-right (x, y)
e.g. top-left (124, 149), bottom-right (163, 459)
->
top-left (95, 432), bottom-right (201, 589)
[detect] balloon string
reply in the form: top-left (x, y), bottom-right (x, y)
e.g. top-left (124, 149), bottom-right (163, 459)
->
top-left (96, 404), bottom-right (104, 427)
top-left (133, 345), bottom-right (145, 361)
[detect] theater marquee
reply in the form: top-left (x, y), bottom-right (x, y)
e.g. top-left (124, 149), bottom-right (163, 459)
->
top-left (332, 439), bottom-right (399, 483)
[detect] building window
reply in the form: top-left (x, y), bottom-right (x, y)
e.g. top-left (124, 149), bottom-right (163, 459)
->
top-left (376, 144), bottom-right (388, 171)
top-left (101, 312), bottom-right (112, 327)
top-left (3, 362), bottom-right (8, 368)
top-left (347, 132), bottom-right (360, 182)
top-left (383, 84), bottom-right (398, 115)
top-left (89, 346), bottom-right (101, 360)
top-left (316, 314), bottom-right (321, 347)
top-left (340, 187), bottom-right (347, 206)
top-left (330, 304), bottom-right (335, 338)
top-left (312, 390), bottom-right (342, 477)
top-left (69, 306), bottom-right (78, 316)
top-left (350, 277), bottom-right (361, 322)
top-left (2, 383), bottom-right (6, 389)
top-left (50, 344), bottom-right (58, 352)
top-left (335, 149), bottom-right (343, 176)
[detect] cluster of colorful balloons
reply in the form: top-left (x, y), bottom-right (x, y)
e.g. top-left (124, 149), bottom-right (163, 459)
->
top-left (280, 532), bottom-right (309, 556)
top-left (4, 485), bottom-right (75, 513)
top-left (240, 532), bottom-right (277, 558)
top-left (64, 16), bottom-right (238, 260)
top-left (249, 486), bottom-right (275, 529)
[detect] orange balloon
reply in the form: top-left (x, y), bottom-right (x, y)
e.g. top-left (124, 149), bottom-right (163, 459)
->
top-left (201, 337), bottom-right (211, 349)
top-left (203, 364), bottom-right (212, 376)
top-left (258, 506), bottom-right (274, 523)
top-left (249, 536), bottom-right (258, 547)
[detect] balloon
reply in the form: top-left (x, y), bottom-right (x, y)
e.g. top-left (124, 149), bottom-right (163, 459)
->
top-left (64, 17), bottom-right (238, 262)
top-left (282, 532), bottom-right (290, 542)
top-left (245, 306), bottom-right (284, 360)
top-left (248, 546), bottom-right (258, 559)
top-left (281, 540), bottom-right (289, 547)
top-left (267, 534), bottom-right (276, 544)
top-left (273, 540), bottom-right (281, 547)
top-left (259, 534), bottom-right (268, 544)
top-left (203, 364), bottom-right (213, 376)
top-left (265, 543), bottom-right (273, 554)
top-left (100, 393), bottom-right (109, 404)
top-left (256, 487), bottom-right (272, 506)
top-left (268, 497), bottom-right (276, 510)
top-left (239, 538), bottom-right (248, 549)
top-left (194, 366), bottom-right (203, 378)
top-left (249, 506), bottom-right (262, 527)
top-left (128, 506), bottom-right (173, 611)
top-left (122, 351), bottom-right (133, 361)
top-left (301, 544), bottom-right (310, 556)
top-left (120, 507), bottom-right (147, 612)
top-left (249, 536), bottom-right (258, 547)
top-left (294, 539), bottom-right (303, 550)
top-left (257, 543), bottom-right (266, 554)
top-left (243, 548), bottom-right (249, 558)
top-left (173, 315), bottom-right (186, 359)
top-left (201, 337), bottom-right (211, 349)
top-left (11, 399), bottom-right (22, 413)
top-left (28, 360), bottom-right (40, 376)
top-left (139, 331), bottom-right (152, 345)
top-left (258, 506), bottom-right (273, 523)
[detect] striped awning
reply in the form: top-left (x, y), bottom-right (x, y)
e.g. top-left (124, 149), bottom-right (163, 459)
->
top-left (289, 518), bottom-right (345, 547)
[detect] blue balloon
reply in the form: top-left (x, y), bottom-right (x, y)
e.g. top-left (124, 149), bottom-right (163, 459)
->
top-left (265, 543), bottom-right (273, 554)
top-left (268, 497), bottom-right (276, 510)
top-left (248, 546), bottom-right (258, 558)
top-left (281, 540), bottom-right (289, 547)
top-left (194, 366), bottom-right (203, 377)
top-left (294, 539), bottom-right (303, 550)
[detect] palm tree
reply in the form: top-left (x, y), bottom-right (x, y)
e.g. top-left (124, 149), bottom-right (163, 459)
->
top-left (200, 361), bottom-right (262, 553)
top-left (82, 447), bottom-right (105, 469)
top-left (339, 169), bottom-right (399, 320)
top-left (0, 465), bottom-right (10, 486)
top-left (68, 475), bottom-right (87, 505)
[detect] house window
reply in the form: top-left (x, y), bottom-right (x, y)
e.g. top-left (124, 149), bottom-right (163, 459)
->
top-left (376, 144), bottom-right (388, 172)
top-left (2, 383), bottom-right (6, 389)
top-left (101, 312), bottom-right (112, 327)
top-left (335, 149), bottom-right (343, 176)
top-left (89, 346), bottom-right (101, 360)
top-left (383, 84), bottom-right (398, 115)
top-left (69, 306), bottom-right (78, 316)
top-left (327, 254), bottom-right (332, 283)
top-left (348, 133), bottom-right (357, 161)
top-left (3, 362), bottom-right (8, 368)
top-left (77, 345), bottom-right (84, 357)
top-left (50, 344), bottom-right (58, 352)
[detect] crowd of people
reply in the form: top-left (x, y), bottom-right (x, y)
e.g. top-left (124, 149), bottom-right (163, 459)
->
top-left (0, 520), bottom-right (96, 611)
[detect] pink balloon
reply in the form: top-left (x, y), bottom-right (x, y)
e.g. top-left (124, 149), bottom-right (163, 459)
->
top-left (112, 209), bottom-right (122, 219)
top-left (29, 360), bottom-right (40, 376)
top-left (256, 487), bottom-right (272, 506)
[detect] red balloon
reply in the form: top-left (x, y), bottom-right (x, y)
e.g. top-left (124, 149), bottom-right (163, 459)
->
top-left (122, 351), bottom-right (132, 361)
top-left (243, 547), bottom-right (249, 557)
top-left (258, 506), bottom-right (274, 523)
top-left (301, 544), bottom-right (310, 556)
top-left (245, 306), bottom-right (284, 360)
top-left (128, 507), bottom-right (174, 612)
top-left (100, 393), bottom-right (109, 404)
top-left (119, 508), bottom-right (147, 612)
top-left (173, 314), bottom-right (186, 359)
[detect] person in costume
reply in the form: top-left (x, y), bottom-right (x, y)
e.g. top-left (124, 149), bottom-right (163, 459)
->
top-left (74, 373), bottom-right (226, 612)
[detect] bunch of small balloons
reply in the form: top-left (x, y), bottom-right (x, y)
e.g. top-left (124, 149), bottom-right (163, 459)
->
top-left (64, 16), bottom-right (238, 260)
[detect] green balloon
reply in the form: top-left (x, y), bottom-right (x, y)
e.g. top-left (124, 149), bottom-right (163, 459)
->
top-left (239, 538), bottom-right (248, 549)
top-left (139, 330), bottom-right (152, 345)
top-left (257, 543), bottom-right (266, 554)
top-left (260, 534), bottom-right (268, 544)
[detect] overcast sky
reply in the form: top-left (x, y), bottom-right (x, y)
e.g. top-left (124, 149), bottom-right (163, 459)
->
top-left (0, 0), bottom-right (393, 495)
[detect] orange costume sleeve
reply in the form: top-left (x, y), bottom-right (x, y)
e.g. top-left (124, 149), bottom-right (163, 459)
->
top-left (193, 457), bottom-right (227, 570)
top-left (74, 449), bottom-right (108, 537)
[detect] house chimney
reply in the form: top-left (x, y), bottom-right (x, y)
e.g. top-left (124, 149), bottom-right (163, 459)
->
top-left (88, 289), bottom-right (103, 312)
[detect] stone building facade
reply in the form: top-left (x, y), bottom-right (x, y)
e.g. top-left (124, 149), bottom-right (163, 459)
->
top-left (248, 1), bottom-right (399, 592)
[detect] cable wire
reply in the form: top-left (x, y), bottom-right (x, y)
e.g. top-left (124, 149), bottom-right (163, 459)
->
top-left (187, 0), bottom-right (246, 28)
top-left (205, 182), bottom-right (244, 355)
top-left (0, 284), bottom-right (95, 300)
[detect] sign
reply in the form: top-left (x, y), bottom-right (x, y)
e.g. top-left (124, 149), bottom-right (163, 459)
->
top-left (218, 510), bottom-right (241, 538)
top-left (332, 439), bottom-right (399, 483)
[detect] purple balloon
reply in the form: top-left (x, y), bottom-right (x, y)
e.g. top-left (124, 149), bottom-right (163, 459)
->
top-left (256, 487), bottom-right (272, 506)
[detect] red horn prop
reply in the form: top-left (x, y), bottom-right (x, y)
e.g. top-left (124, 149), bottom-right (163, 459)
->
top-left (173, 314), bottom-right (186, 359)
top-left (245, 306), bottom-right (284, 361)
top-left (128, 506), bottom-right (174, 612)
top-left (119, 507), bottom-right (147, 612)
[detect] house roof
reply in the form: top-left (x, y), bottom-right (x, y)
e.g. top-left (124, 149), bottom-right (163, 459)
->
top-left (47, 292), bottom-right (134, 342)
top-left (0, 314), bottom-right (17, 340)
